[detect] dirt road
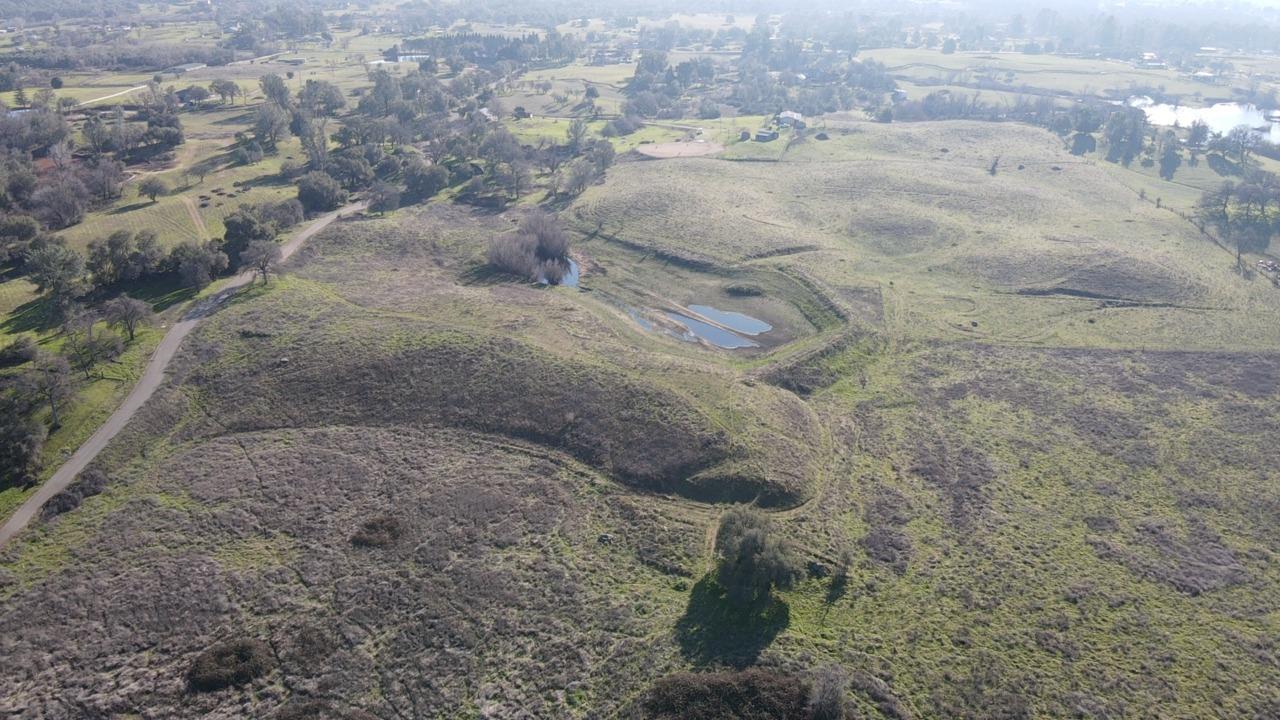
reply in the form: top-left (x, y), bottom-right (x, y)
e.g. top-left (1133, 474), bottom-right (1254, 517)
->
top-left (0, 202), bottom-right (365, 549)
top-left (78, 85), bottom-right (148, 107)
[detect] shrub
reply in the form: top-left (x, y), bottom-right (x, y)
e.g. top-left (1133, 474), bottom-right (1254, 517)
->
top-left (487, 233), bottom-right (539, 280)
top-left (351, 515), bottom-right (402, 548)
top-left (808, 666), bottom-right (848, 720)
top-left (187, 638), bottom-right (275, 692)
top-left (42, 467), bottom-right (109, 519)
top-left (487, 211), bottom-right (572, 283)
top-left (644, 668), bottom-right (810, 719)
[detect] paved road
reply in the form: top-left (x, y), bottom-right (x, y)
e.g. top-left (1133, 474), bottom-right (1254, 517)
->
top-left (0, 203), bottom-right (365, 549)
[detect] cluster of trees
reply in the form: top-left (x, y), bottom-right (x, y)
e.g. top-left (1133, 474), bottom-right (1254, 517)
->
top-left (1196, 175), bottom-right (1280, 267)
top-left (0, 83), bottom-right (186, 247)
top-left (622, 50), bottom-right (719, 121)
top-left (487, 210), bottom-right (571, 284)
top-left (0, 290), bottom-right (156, 489)
top-left (393, 31), bottom-right (581, 73)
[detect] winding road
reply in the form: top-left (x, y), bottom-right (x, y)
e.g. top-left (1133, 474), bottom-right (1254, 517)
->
top-left (0, 202), bottom-right (365, 549)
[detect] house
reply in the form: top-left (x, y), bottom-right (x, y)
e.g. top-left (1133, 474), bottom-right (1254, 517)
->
top-left (779, 110), bottom-right (805, 129)
top-left (890, 89), bottom-right (909, 103)
top-left (755, 128), bottom-right (779, 142)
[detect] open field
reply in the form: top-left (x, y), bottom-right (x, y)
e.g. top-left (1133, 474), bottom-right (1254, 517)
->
top-left (860, 48), bottom-right (1246, 103)
top-left (2, 114), bottom-right (1279, 717)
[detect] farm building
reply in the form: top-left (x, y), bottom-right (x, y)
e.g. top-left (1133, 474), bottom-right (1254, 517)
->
top-left (755, 128), bottom-right (779, 142)
top-left (779, 110), bottom-right (805, 128)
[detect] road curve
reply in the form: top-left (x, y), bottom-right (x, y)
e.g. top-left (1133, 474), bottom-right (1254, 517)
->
top-left (0, 202), bottom-right (365, 549)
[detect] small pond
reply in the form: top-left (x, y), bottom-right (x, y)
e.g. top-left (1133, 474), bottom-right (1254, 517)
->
top-left (688, 305), bottom-right (772, 335)
top-left (664, 312), bottom-right (760, 349)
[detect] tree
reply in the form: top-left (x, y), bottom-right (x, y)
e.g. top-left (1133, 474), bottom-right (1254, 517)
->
top-left (0, 401), bottom-right (46, 489)
top-left (563, 158), bottom-right (597, 196)
top-left (183, 85), bottom-right (211, 105)
top-left (942, 37), bottom-right (957, 54)
top-left (25, 241), bottom-right (84, 308)
top-left (171, 240), bottom-right (228, 290)
top-left (50, 77), bottom-right (63, 89)
top-left (138, 176), bottom-right (168, 203)
top-left (30, 175), bottom-right (88, 229)
top-left (25, 353), bottom-right (71, 427)
top-left (103, 295), bottom-right (154, 341)
top-left (368, 182), bottom-right (401, 215)
top-left (240, 240), bottom-right (281, 285)
top-left (1188, 120), bottom-right (1210, 148)
top-left (566, 118), bottom-right (588, 154)
top-left (298, 79), bottom-right (346, 116)
top-left (296, 171), bottom-right (346, 212)
top-left (253, 103), bottom-right (290, 147)
top-left (222, 207), bottom-right (277, 268)
top-left (404, 159), bottom-right (448, 200)
top-left (1158, 141), bottom-right (1182, 181)
top-left (63, 316), bottom-right (123, 379)
top-left (209, 79), bottom-right (240, 105)
top-left (1225, 125), bottom-right (1257, 164)
top-left (87, 229), bottom-right (163, 286)
top-left (259, 74), bottom-right (291, 108)
top-left (714, 506), bottom-right (803, 606)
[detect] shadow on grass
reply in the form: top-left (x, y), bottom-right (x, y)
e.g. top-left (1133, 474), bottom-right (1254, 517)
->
top-left (108, 201), bottom-right (154, 215)
top-left (108, 274), bottom-right (197, 312)
top-left (0, 295), bottom-right (59, 335)
top-left (675, 574), bottom-right (790, 668)
top-left (825, 572), bottom-right (849, 606)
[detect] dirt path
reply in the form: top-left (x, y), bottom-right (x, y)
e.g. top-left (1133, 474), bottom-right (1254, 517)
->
top-left (181, 196), bottom-right (211, 240)
top-left (78, 85), bottom-right (148, 107)
top-left (0, 202), bottom-right (366, 549)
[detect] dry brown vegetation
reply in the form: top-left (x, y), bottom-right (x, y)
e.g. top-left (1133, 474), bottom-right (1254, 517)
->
top-left (3, 119), bottom-right (1280, 719)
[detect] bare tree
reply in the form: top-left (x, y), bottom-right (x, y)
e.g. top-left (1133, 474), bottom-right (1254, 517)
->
top-left (103, 295), bottom-right (154, 341)
top-left (241, 240), bottom-right (282, 285)
top-left (24, 354), bottom-right (72, 427)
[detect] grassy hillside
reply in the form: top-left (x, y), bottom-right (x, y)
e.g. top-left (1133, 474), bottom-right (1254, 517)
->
top-left (1, 121), bottom-right (1278, 719)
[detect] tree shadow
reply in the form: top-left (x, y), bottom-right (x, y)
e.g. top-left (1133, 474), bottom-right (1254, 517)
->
top-left (108, 201), bottom-right (153, 215)
top-left (824, 572), bottom-right (849, 606)
top-left (0, 295), bottom-right (60, 335)
top-left (675, 574), bottom-right (790, 668)
top-left (107, 274), bottom-right (197, 312)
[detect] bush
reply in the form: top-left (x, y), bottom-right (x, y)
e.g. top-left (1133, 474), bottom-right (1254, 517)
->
top-left (487, 210), bottom-right (571, 283)
top-left (644, 669), bottom-right (810, 719)
top-left (808, 666), bottom-right (848, 720)
top-left (715, 506), bottom-right (804, 606)
top-left (351, 515), bottom-right (402, 548)
top-left (187, 638), bottom-right (275, 692)
top-left (42, 467), bottom-right (109, 519)
top-left (296, 171), bottom-right (346, 213)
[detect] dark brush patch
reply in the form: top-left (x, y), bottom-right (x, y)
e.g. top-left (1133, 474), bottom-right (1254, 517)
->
top-left (1089, 518), bottom-right (1249, 595)
top-left (910, 435), bottom-right (996, 531)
